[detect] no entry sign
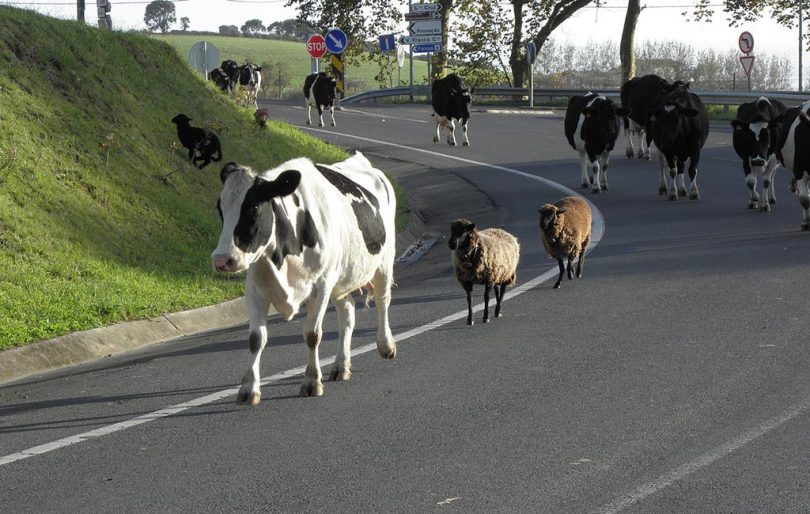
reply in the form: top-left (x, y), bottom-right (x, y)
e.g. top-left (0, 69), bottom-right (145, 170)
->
top-left (307, 34), bottom-right (327, 59)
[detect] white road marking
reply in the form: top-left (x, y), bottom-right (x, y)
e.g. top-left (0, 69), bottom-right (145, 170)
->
top-left (293, 105), bottom-right (428, 123)
top-left (595, 396), bottom-right (810, 513)
top-left (0, 129), bottom-right (604, 468)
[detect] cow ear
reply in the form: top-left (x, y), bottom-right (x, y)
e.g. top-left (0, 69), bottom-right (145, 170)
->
top-left (270, 170), bottom-right (302, 197)
top-left (256, 66), bottom-right (262, 71)
top-left (681, 107), bottom-right (699, 117)
top-left (220, 162), bottom-right (240, 184)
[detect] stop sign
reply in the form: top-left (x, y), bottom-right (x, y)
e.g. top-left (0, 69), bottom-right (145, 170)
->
top-left (307, 34), bottom-right (327, 58)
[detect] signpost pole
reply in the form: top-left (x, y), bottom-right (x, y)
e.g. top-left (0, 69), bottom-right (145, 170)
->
top-left (409, 0), bottom-right (414, 102)
top-left (800, 3), bottom-right (804, 92)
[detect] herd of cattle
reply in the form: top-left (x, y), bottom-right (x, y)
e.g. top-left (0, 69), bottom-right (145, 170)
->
top-left (194, 67), bottom-right (810, 405)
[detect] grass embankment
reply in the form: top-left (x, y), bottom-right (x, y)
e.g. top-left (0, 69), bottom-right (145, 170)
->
top-left (0, 8), bottom-right (406, 350)
top-left (152, 34), bottom-right (431, 96)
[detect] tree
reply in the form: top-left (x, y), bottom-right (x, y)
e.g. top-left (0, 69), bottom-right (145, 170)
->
top-left (451, 0), bottom-right (513, 86)
top-left (144, 0), bottom-right (176, 33)
top-left (267, 19), bottom-right (316, 39)
top-left (241, 19), bottom-right (265, 35)
top-left (219, 25), bottom-right (239, 36)
top-left (619, 0), bottom-right (642, 84)
top-left (180, 17), bottom-right (190, 31)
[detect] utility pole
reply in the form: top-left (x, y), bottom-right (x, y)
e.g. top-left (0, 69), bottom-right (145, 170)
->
top-left (800, 0), bottom-right (804, 92)
top-left (77, 0), bottom-right (85, 21)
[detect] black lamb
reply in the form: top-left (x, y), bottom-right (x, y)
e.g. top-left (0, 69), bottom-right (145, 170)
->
top-left (171, 114), bottom-right (222, 169)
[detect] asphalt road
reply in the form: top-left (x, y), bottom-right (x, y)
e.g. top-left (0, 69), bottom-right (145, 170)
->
top-left (1, 101), bottom-right (808, 513)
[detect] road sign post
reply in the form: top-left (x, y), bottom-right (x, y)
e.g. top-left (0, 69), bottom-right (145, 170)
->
top-left (527, 41), bottom-right (536, 108)
top-left (307, 33), bottom-right (327, 73)
top-left (738, 31), bottom-right (754, 91)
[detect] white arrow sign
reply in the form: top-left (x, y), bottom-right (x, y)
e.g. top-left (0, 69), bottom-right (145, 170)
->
top-left (399, 34), bottom-right (442, 45)
top-left (410, 2), bottom-right (442, 12)
top-left (408, 20), bottom-right (442, 36)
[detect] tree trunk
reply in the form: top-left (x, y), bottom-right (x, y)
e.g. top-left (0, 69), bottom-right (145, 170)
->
top-left (620, 0), bottom-right (642, 84)
top-left (508, 0), bottom-right (525, 88)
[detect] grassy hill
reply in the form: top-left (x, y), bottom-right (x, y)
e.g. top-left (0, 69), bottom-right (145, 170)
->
top-left (152, 34), bottom-right (431, 98)
top-left (0, 8), bottom-right (402, 350)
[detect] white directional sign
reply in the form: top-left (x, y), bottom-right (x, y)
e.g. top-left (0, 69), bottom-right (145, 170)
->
top-left (404, 11), bottom-right (441, 21)
top-left (408, 20), bottom-right (442, 36)
top-left (410, 2), bottom-right (442, 12)
top-left (399, 34), bottom-right (442, 45)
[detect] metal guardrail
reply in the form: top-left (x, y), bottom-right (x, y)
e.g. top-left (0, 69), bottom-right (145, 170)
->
top-left (344, 86), bottom-right (810, 107)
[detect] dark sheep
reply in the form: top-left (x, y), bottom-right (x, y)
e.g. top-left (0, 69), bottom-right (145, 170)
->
top-left (254, 108), bottom-right (270, 129)
top-left (170, 114), bottom-right (222, 170)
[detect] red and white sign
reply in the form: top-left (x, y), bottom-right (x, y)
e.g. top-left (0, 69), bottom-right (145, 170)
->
top-left (739, 55), bottom-right (755, 76)
top-left (738, 31), bottom-right (754, 54)
top-left (307, 34), bottom-right (327, 58)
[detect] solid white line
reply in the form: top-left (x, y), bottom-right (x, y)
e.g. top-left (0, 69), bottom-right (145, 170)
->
top-left (0, 130), bottom-right (603, 468)
top-left (595, 396), bottom-right (810, 513)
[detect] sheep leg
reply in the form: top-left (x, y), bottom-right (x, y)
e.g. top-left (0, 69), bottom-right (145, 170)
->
top-left (566, 255), bottom-right (575, 281)
top-left (494, 284), bottom-right (507, 317)
top-left (553, 258), bottom-right (565, 289)
top-left (576, 238), bottom-right (589, 278)
top-left (482, 284), bottom-right (491, 323)
top-left (463, 281), bottom-right (474, 325)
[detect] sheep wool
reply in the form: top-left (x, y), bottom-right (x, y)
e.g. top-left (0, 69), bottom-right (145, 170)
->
top-left (538, 196), bottom-right (592, 289)
top-left (449, 218), bottom-right (520, 325)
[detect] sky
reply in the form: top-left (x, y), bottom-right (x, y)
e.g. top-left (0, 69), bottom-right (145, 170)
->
top-left (1, 0), bottom-right (804, 87)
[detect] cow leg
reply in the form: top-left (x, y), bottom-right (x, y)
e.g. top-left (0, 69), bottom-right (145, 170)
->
top-left (796, 173), bottom-right (810, 231)
top-left (657, 151), bottom-right (670, 196)
top-left (434, 120), bottom-right (441, 143)
top-left (599, 152), bottom-right (610, 191)
top-left (446, 119), bottom-right (457, 146)
top-left (643, 130), bottom-right (652, 160)
top-left (687, 156), bottom-right (700, 200)
top-left (317, 105), bottom-right (325, 127)
top-left (329, 295), bottom-right (354, 382)
top-left (461, 118), bottom-right (470, 146)
top-left (301, 284), bottom-right (331, 397)
top-left (372, 266), bottom-right (397, 358)
top-left (625, 125), bottom-right (636, 159)
top-left (676, 160), bottom-right (689, 198)
top-left (237, 287), bottom-right (271, 406)
top-left (306, 104), bottom-right (312, 125)
top-left (742, 159), bottom-right (758, 209)
top-left (579, 150), bottom-right (591, 189)
top-left (762, 156), bottom-right (778, 212)
top-left (329, 104), bottom-right (336, 127)
top-left (591, 161), bottom-right (602, 194)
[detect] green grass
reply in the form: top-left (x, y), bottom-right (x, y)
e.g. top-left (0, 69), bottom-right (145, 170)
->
top-left (151, 34), bottom-right (432, 96)
top-left (0, 8), bottom-right (407, 350)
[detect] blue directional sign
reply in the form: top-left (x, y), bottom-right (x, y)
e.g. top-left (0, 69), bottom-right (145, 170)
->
top-left (379, 33), bottom-right (396, 52)
top-left (325, 28), bottom-right (347, 54)
top-left (526, 41), bottom-right (536, 64)
top-left (412, 43), bottom-right (441, 54)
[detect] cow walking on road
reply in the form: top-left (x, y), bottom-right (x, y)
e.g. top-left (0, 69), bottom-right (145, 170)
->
top-left (620, 74), bottom-right (683, 160)
top-left (648, 84), bottom-right (709, 200)
top-left (237, 63), bottom-right (262, 109)
top-left (731, 96), bottom-right (787, 212)
top-left (211, 152), bottom-right (397, 406)
top-left (775, 100), bottom-right (810, 230)
top-left (303, 72), bottom-right (337, 127)
top-left (432, 73), bottom-right (472, 147)
top-left (564, 92), bottom-right (629, 193)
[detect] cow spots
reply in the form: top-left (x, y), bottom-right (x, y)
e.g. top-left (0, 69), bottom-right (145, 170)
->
top-left (316, 164), bottom-right (386, 254)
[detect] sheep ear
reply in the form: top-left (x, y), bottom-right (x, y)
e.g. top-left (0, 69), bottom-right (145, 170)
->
top-left (556, 208), bottom-right (567, 215)
top-left (467, 222), bottom-right (476, 231)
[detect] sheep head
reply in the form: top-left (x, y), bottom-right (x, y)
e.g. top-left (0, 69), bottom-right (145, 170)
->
top-left (448, 218), bottom-right (478, 250)
top-left (538, 204), bottom-right (567, 237)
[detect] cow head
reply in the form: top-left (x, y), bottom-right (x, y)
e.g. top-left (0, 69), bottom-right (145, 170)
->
top-left (449, 76), bottom-right (472, 120)
top-left (648, 87), bottom-right (700, 147)
top-left (212, 162), bottom-right (301, 272)
top-left (239, 63), bottom-right (262, 87)
top-left (731, 115), bottom-right (771, 163)
top-left (448, 218), bottom-right (476, 250)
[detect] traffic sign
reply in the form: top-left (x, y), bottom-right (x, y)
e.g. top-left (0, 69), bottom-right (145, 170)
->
top-left (526, 41), bottom-right (536, 65)
top-left (739, 31), bottom-right (754, 54)
top-left (307, 34), bottom-right (327, 58)
top-left (379, 33), bottom-right (396, 52)
top-left (397, 45), bottom-right (406, 67)
top-left (739, 55), bottom-right (755, 76)
top-left (404, 11), bottom-right (441, 21)
top-left (188, 41), bottom-right (219, 77)
top-left (408, 20), bottom-right (442, 36)
top-left (325, 28), bottom-right (347, 54)
top-left (412, 43), bottom-right (441, 53)
top-left (410, 2), bottom-right (442, 12)
top-left (399, 34), bottom-right (442, 45)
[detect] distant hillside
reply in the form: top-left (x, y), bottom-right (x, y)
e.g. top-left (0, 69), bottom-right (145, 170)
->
top-left (152, 34), bottom-right (431, 98)
top-left (0, 7), bottom-right (353, 349)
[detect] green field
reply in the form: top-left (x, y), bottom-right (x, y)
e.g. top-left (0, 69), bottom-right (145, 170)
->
top-left (0, 8), bottom-right (407, 350)
top-left (151, 34), bottom-right (431, 98)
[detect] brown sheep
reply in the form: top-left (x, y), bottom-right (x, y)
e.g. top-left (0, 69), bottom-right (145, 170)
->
top-left (538, 196), bottom-right (592, 289)
top-left (448, 219), bottom-right (520, 325)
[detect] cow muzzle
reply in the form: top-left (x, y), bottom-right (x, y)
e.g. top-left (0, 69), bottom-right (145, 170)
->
top-left (751, 157), bottom-right (766, 167)
top-left (212, 254), bottom-right (241, 273)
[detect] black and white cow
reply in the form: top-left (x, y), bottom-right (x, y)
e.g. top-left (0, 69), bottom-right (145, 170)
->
top-left (731, 96), bottom-right (787, 212)
top-left (211, 152), bottom-right (397, 406)
top-left (431, 73), bottom-right (472, 147)
top-left (775, 100), bottom-right (810, 230)
top-left (237, 63), bottom-right (262, 108)
top-left (564, 92), bottom-right (630, 193)
top-left (648, 84), bottom-right (709, 200)
top-left (209, 68), bottom-right (230, 92)
top-left (220, 59), bottom-right (240, 93)
top-left (620, 74), bottom-right (683, 160)
top-left (303, 72), bottom-right (337, 127)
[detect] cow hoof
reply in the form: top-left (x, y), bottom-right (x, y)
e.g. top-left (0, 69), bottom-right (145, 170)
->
top-left (678, 189), bottom-right (689, 198)
top-left (483, 318), bottom-right (490, 323)
top-left (581, 182), bottom-right (590, 189)
top-left (761, 205), bottom-right (771, 213)
top-left (658, 186), bottom-right (667, 195)
top-left (802, 223), bottom-right (810, 232)
top-left (668, 193), bottom-right (678, 201)
top-left (448, 141), bottom-right (456, 146)
top-left (602, 184), bottom-right (609, 191)
top-left (377, 341), bottom-right (397, 359)
top-left (433, 137), bottom-right (439, 143)
top-left (626, 149), bottom-right (634, 158)
top-left (467, 319), bottom-right (474, 326)
top-left (689, 192), bottom-right (700, 200)
top-left (553, 282), bottom-right (562, 289)
top-left (644, 153), bottom-right (651, 161)
top-left (306, 120), bottom-right (311, 126)
top-left (591, 188), bottom-right (602, 194)
top-left (462, 141), bottom-right (470, 147)
top-left (318, 122), bottom-right (324, 127)
top-left (329, 368), bottom-right (352, 381)
top-left (769, 198), bottom-right (776, 205)
top-left (748, 202), bottom-right (757, 209)
top-left (237, 388), bottom-right (261, 406)
top-left (300, 381), bottom-right (324, 397)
